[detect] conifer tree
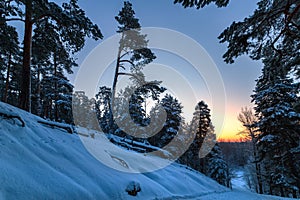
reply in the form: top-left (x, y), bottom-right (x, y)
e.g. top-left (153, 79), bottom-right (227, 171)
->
top-left (252, 68), bottom-right (300, 197)
top-left (1, 0), bottom-right (103, 111)
top-left (187, 101), bottom-right (211, 171)
top-left (110, 1), bottom-right (156, 131)
top-left (31, 18), bottom-right (77, 122)
top-left (149, 94), bottom-right (182, 148)
top-left (95, 86), bottom-right (113, 134)
top-left (0, 23), bottom-right (20, 104)
top-left (205, 143), bottom-right (231, 187)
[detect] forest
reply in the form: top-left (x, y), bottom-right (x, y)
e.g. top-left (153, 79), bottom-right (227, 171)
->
top-left (0, 0), bottom-right (299, 199)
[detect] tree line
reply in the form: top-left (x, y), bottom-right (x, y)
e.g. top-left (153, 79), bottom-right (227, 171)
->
top-left (2, 1), bottom-right (299, 197)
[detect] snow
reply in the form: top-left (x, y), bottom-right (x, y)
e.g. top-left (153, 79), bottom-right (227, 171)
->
top-left (0, 102), bottom-right (294, 199)
top-left (231, 169), bottom-right (250, 191)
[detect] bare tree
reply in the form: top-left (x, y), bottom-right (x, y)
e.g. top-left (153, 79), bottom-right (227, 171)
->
top-left (237, 107), bottom-right (263, 194)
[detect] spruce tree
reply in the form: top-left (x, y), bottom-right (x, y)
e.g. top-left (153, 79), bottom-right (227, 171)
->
top-left (205, 143), bottom-right (231, 187)
top-left (252, 64), bottom-right (300, 197)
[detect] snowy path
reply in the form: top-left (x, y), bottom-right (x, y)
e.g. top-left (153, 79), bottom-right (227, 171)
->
top-left (191, 190), bottom-right (293, 200)
top-left (231, 169), bottom-right (250, 191)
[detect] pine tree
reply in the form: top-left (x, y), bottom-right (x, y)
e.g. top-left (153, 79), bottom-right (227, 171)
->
top-left (95, 86), bottom-right (113, 134)
top-left (217, 0), bottom-right (300, 77)
top-left (184, 101), bottom-right (211, 171)
top-left (149, 94), bottom-right (182, 148)
top-left (174, 0), bottom-right (229, 8)
top-left (0, 22), bottom-right (20, 104)
top-left (1, 0), bottom-right (103, 111)
top-left (111, 79), bottom-right (165, 142)
top-left (31, 18), bottom-right (77, 123)
top-left (176, 0), bottom-right (299, 77)
top-left (110, 1), bottom-right (156, 131)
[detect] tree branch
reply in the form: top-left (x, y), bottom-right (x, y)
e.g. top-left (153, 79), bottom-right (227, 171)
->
top-left (0, 112), bottom-right (25, 127)
top-left (118, 72), bottom-right (144, 84)
top-left (119, 59), bottom-right (135, 66)
top-left (31, 13), bottom-right (61, 25)
top-left (0, 18), bottom-right (25, 24)
top-left (120, 51), bottom-right (130, 59)
top-left (37, 120), bottom-right (74, 134)
top-left (119, 65), bottom-right (126, 70)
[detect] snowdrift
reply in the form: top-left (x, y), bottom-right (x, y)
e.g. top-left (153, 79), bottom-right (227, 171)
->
top-left (0, 102), bottom-right (292, 199)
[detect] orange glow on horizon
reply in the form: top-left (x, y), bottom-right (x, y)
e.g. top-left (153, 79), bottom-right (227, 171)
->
top-left (215, 103), bottom-right (253, 142)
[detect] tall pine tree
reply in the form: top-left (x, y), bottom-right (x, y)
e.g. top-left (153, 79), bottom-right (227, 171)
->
top-left (110, 1), bottom-right (156, 131)
top-left (1, 0), bottom-right (103, 111)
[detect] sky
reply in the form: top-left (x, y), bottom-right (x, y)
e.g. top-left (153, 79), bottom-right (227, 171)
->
top-left (69, 0), bottom-right (262, 140)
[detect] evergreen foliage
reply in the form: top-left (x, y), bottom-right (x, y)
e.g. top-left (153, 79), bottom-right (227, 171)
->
top-left (148, 94), bottom-right (183, 148)
top-left (1, 0), bottom-right (103, 111)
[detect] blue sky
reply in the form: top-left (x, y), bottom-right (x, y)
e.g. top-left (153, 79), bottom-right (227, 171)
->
top-left (70, 0), bottom-right (262, 139)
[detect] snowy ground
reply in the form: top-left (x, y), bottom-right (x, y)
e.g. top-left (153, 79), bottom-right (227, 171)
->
top-left (0, 102), bottom-right (294, 199)
top-left (231, 169), bottom-right (251, 191)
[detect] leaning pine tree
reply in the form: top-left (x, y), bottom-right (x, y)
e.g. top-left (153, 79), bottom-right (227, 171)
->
top-left (109, 1), bottom-right (156, 132)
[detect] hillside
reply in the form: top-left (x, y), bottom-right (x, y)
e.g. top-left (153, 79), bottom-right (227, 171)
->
top-left (0, 102), bottom-right (292, 199)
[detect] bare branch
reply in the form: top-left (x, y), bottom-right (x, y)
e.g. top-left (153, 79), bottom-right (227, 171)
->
top-left (0, 112), bottom-right (25, 127)
top-left (37, 120), bottom-right (74, 134)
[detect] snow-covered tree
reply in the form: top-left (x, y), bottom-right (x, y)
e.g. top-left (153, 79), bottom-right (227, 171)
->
top-left (206, 143), bottom-right (231, 187)
top-left (148, 94), bottom-right (182, 148)
top-left (29, 18), bottom-right (78, 123)
top-left (178, 101), bottom-right (230, 187)
top-left (95, 86), bottom-right (113, 134)
top-left (73, 91), bottom-right (98, 129)
top-left (0, 22), bottom-right (20, 104)
top-left (252, 66), bottom-right (300, 197)
top-left (111, 79), bottom-right (165, 142)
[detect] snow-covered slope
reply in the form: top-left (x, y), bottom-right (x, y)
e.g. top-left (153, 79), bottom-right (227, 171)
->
top-left (0, 102), bottom-right (292, 199)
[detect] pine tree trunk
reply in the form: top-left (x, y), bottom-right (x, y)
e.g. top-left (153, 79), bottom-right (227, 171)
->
top-left (3, 52), bottom-right (12, 103)
top-left (54, 53), bottom-right (59, 122)
top-left (36, 65), bottom-right (41, 116)
top-left (109, 38), bottom-right (123, 133)
top-left (19, 0), bottom-right (33, 112)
